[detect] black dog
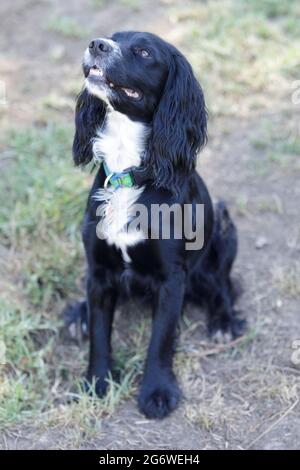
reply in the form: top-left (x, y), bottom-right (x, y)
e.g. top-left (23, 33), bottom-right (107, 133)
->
top-left (69, 31), bottom-right (246, 419)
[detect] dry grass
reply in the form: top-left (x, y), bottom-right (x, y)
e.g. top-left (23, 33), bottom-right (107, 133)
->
top-left (273, 262), bottom-right (300, 298)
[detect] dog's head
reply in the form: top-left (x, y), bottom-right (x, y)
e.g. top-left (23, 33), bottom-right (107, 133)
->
top-left (83, 31), bottom-right (169, 121)
top-left (73, 31), bottom-right (207, 192)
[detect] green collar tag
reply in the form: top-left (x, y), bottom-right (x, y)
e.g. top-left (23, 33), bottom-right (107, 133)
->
top-left (102, 162), bottom-right (135, 189)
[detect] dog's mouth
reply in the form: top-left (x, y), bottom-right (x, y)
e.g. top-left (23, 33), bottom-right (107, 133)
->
top-left (88, 65), bottom-right (142, 100)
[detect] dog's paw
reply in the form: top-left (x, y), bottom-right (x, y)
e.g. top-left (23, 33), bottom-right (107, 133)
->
top-left (210, 317), bottom-right (247, 343)
top-left (138, 375), bottom-right (181, 419)
top-left (231, 317), bottom-right (247, 338)
top-left (83, 374), bottom-right (110, 398)
top-left (63, 301), bottom-right (88, 342)
top-left (211, 329), bottom-right (232, 344)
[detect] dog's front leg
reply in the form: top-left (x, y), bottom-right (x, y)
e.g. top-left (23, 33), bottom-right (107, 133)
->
top-left (138, 269), bottom-right (185, 419)
top-left (85, 276), bottom-right (117, 397)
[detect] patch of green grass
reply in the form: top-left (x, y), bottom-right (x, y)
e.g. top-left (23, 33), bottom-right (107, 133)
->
top-left (283, 16), bottom-right (300, 37)
top-left (46, 367), bottom-right (140, 442)
top-left (89, 0), bottom-right (106, 8)
top-left (47, 16), bottom-right (89, 39)
top-left (119, 0), bottom-right (140, 11)
top-left (0, 122), bottom-right (151, 434)
top-left (275, 138), bottom-right (300, 155)
top-left (252, 139), bottom-right (269, 151)
top-left (0, 124), bottom-right (92, 429)
top-left (90, 0), bottom-right (140, 12)
top-left (241, 0), bottom-right (298, 19)
top-left (251, 118), bottom-right (300, 170)
top-left (173, 0), bottom-right (300, 116)
top-left (0, 298), bottom-right (59, 428)
top-left (42, 93), bottom-right (73, 112)
top-left (0, 124), bottom-right (90, 307)
top-left (0, 124), bottom-right (86, 239)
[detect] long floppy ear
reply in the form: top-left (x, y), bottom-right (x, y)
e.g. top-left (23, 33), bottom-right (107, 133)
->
top-left (72, 88), bottom-right (107, 166)
top-left (146, 52), bottom-right (207, 194)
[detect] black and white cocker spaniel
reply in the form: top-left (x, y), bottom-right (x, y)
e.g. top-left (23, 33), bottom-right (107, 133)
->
top-left (68, 31), bottom-right (246, 419)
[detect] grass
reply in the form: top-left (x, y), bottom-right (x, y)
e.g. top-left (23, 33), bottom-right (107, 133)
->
top-left (89, 0), bottom-right (106, 8)
top-left (42, 93), bottom-right (74, 112)
top-left (235, 195), bottom-right (250, 217)
top-left (273, 262), bottom-right (300, 298)
top-left (90, 0), bottom-right (140, 12)
top-left (0, 120), bottom-right (149, 433)
top-left (0, 124), bottom-right (88, 430)
top-left (173, 0), bottom-right (300, 116)
top-left (0, 124), bottom-right (89, 308)
top-left (0, 298), bottom-right (58, 428)
top-left (47, 16), bottom-right (89, 39)
top-left (119, 0), bottom-right (141, 11)
top-left (184, 357), bottom-right (299, 436)
top-left (257, 195), bottom-right (283, 214)
top-left (249, 111), bottom-right (300, 175)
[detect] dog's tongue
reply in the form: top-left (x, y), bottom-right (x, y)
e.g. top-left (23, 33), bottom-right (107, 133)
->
top-left (122, 87), bottom-right (139, 99)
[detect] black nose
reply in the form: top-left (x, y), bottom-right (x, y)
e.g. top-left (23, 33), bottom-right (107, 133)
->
top-left (88, 39), bottom-right (112, 55)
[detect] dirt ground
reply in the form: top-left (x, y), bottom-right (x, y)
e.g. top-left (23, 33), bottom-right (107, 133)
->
top-left (0, 0), bottom-right (299, 450)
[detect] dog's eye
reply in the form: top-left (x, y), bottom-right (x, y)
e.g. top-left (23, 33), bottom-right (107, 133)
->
top-left (135, 48), bottom-right (150, 58)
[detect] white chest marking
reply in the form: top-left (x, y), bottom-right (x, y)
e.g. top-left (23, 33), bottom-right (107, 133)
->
top-left (93, 111), bottom-right (149, 262)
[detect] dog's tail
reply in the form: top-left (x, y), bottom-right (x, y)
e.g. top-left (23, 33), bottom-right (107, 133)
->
top-left (63, 299), bottom-right (89, 340)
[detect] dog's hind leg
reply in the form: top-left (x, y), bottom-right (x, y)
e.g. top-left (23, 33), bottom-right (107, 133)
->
top-left (206, 277), bottom-right (245, 342)
top-left (206, 202), bottom-right (246, 341)
top-left (188, 201), bottom-right (246, 341)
